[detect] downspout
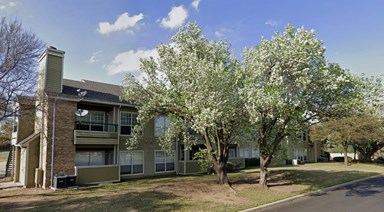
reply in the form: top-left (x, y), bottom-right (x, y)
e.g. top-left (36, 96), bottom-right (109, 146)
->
top-left (184, 147), bottom-right (187, 175)
top-left (117, 105), bottom-right (121, 168)
top-left (175, 140), bottom-right (179, 175)
top-left (50, 97), bottom-right (57, 188)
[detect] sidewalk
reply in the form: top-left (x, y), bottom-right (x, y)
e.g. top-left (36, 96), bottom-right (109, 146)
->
top-left (0, 181), bottom-right (23, 190)
top-left (0, 161), bottom-right (6, 178)
top-left (0, 161), bottom-right (22, 190)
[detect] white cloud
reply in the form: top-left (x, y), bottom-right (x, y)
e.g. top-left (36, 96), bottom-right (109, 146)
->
top-left (265, 19), bottom-right (279, 27)
top-left (86, 50), bottom-right (102, 63)
top-left (214, 28), bottom-right (233, 39)
top-left (106, 48), bottom-right (158, 82)
top-left (160, 5), bottom-right (188, 29)
top-left (9, 1), bottom-right (18, 7)
top-left (0, 1), bottom-right (20, 10)
top-left (98, 12), bottom-right (144, 35)
top-left (191, 0), bottom-right (202, 10)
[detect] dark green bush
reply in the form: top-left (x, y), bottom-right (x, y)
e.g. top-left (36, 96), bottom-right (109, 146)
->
top-left (245, 158), bottom-right (260, 167)
top-left (226, 161), bottom-right (242, 172)
top-left (374, 157), bottom-right (384, 164)
top-left (333, 156), bottom-right (352, 162)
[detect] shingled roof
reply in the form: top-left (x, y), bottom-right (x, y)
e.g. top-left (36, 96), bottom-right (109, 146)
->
top-left (61, 79), bottom-right (126, 104)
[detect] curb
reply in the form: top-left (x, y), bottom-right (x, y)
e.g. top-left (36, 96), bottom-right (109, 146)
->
top-left (240, 174), bottom-right (383, 212)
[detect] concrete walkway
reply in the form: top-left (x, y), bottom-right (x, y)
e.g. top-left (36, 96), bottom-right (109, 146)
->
top-left (0, 181), bottom-right (22, 190)
top-left (0, 161), bottom-right (6, 178)
top-left (0, 161), bottom-right (21, 190)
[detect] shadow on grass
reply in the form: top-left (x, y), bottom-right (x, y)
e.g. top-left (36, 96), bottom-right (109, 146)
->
top-left (269, 169), bottom-right (378, 192)
top-left (0, 190), bottom-right (185, 211)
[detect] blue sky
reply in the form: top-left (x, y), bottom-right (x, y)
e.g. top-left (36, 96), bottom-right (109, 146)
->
top-left (1, 0), bottom-right (384, 85)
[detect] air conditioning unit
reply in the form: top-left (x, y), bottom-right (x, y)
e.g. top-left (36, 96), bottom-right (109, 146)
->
top-left (53, 176), bottom-right (67, 189)
top-left (66, 175), bottom-right (77, 187)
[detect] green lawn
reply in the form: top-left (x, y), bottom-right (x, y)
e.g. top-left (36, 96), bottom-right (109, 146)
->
top-left (1, 163), bottom-right (383, 211)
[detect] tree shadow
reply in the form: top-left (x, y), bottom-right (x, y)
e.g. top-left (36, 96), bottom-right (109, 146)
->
top-left (341, 176), bottom-right (384, 197)
top-left (269, 169), bottom-right (378, 192)
top-left (0, 190), bottom-right (185, 211)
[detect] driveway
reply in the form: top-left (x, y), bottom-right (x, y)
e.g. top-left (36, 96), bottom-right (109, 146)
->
top-left (257, 175), bottom-right (384, 212)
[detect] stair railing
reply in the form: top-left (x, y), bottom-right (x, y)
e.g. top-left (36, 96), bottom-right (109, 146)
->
top-left (5, 145), bottom-right (13, 178)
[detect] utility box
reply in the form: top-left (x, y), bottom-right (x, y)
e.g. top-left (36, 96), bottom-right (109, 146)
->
top-left (292, 159), bottom-right (299, 166)
top-left (53, 176), bottom-right (67, 189)
top-left (66, 175), bottom-right (76, 187)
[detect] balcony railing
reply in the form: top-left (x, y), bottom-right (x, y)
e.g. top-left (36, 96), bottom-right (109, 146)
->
top-left (75, 121), bottom-right (118, 133)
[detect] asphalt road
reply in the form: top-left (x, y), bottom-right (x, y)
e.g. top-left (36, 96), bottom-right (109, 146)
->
top-left (257, 175), bottom-right (384, 212)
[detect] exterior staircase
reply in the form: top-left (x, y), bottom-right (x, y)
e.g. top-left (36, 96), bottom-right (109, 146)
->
top-left (5, 146), bottom-right (14, 178)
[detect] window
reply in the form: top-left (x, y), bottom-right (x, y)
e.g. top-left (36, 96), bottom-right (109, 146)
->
top-left (120, 112), bottom-right (138, 135)
top-left (239, 148), bottom-right (251, 158)
top-left (155, 150), bottom-right (174, 172)
top-left (76, 111), bottom-right (105, 131)
top-left (228, 147), bottom-right (236, 158)
top-left (155, 115), bottom-right (170, 137)
top-left (294, 148), bottom-right (307, 162)
top-left (120, 151), bottom-right (144, 175)
top-left (91, 112), bottom-right (104, 131)
top-left (75, 150), bottom-right (114, 166)
top-left (239, 147), bottom-right (259, 158)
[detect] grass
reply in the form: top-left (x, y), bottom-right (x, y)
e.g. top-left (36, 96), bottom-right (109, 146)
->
top-left (1, 162), bottom-right (383, 211)
top-left (0, 151), bottom-right (8, 162)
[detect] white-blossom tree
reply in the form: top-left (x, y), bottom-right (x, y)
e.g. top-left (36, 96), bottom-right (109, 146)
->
top-left (239, 25), bottom-right (359, 188)
top-left (122, 23), bottom-right (249, 185)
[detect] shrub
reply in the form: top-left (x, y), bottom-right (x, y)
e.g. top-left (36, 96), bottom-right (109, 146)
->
top-left (374, 157), bottom-right (384, 164)
top-left (193, 148), bottom-right (213, 174)
top-left (245, 158), bottom-right (260, 167)
top-left (333, 156), bottom-right (352, 162)
top-left (226, 161), bottom-right (241, 172)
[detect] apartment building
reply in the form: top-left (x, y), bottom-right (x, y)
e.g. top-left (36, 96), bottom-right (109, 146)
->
top-left (11, 47), bottom-right (246, 188)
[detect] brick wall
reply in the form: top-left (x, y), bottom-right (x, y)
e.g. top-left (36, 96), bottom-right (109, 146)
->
top-left (42, 97), bottom-right (77, 188)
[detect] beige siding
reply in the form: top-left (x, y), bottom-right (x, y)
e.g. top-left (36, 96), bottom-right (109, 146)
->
top-left (16, 98), bottom-right (35, 143)
top-left (45, 55), bottom-right (63, 93)
top-left (185, 161), bottom-right (200, 174)
top-left (75, 165), bottom-right (120, 184)
top-left (119, 117), bottom-right (178, 177)
top-left (74, 131), bottom-right (118, 145)
top-left (26, 138), bottom-right (40, 187)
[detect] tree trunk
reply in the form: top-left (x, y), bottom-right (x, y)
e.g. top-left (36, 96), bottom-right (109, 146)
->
top-left (214, 161), bottom-right (228, 185)
top-left (259, 156), bottom-right (269, 189)
top-left (357, 148), bottom-right (373, 162)
top-left (343, 145), bottom-right (349, 166)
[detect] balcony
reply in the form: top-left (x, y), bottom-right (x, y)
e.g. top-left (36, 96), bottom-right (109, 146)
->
top-left (74, 121), bottom-right (118, 145)
top-left (75, 165), bottom-right (120, 185)
top-left (75, 121), bottom-right (117, 132)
